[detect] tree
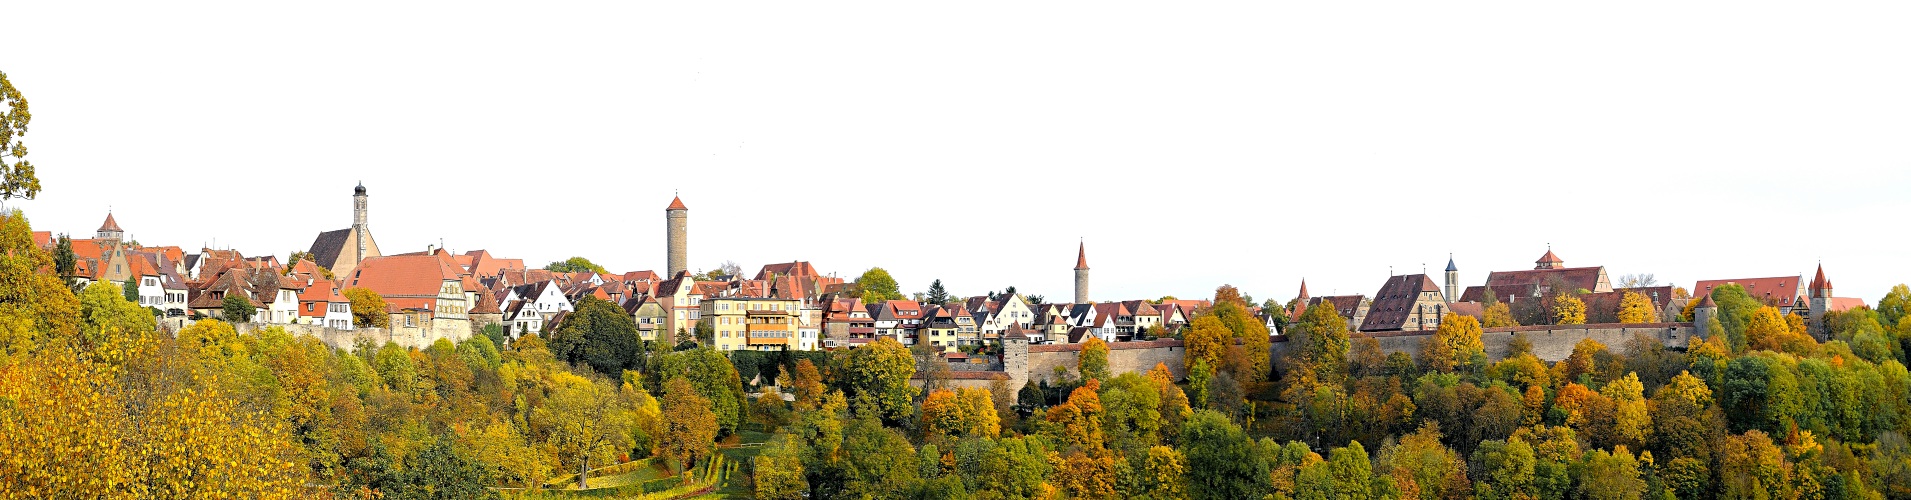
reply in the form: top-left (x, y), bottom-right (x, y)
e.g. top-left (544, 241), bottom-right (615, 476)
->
top-left (51, 234), bottom-right (73, 286)
top-left (1079, 336), bottom-right (1110, 382)
top-left (835, 336), bottom-right (918, 422)
top-left (1290, 299), bottom-right (1351, 381)
top-left (1615, 273), bottom-right (1658, 288)
top-left (76, 281), bottom-right (156, 366)
top-left (1575, 446), bottom-right (1646, 500)
top-left (1745, 306), bottom-right (1790, 352)
top-left (1421, 313), bottom-right (1484, 373)
top-left (1616, 291), bottom-right (1658, 323)
top-left (1212, 299), bottom-right (1273, 383)
top-left (1602, 372), bottom-right (1651, 450)
top-left (1553, 294), bottom-right (1586, 325)
top-left (1710, 284), bottom-right (1761, 352)
top-left (343, 287), bottom-right (390, 328)
top-left (544, 256), bottom-right (606, 274)
top-left (1880, 284), bottom-right (1911, 328)
top-left (656, 377), bottom-right (719, 472)
top-left (925, 279), bottom-right (951, 305)
top-left (222, 293), bottom-right (255, 323)
top-left (754, 433), bottom-right (808, 500)
top-left (853, 267), bottom-right (903, 303)
top-left (0, 71), bottom-right (40, 200)
top-left (649, 347), bottom-right (746, 434)
top-left (548, 296), bottom-right (642, 376)
top-left (1182, 315), bottom-right (1231, 376)
top-left (1180, 409), bottom-right (1272, 499)
top-left (1482, 302), bottom-right (1518, 328)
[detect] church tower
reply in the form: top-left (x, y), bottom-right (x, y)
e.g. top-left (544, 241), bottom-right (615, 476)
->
top-left (1444, 254), bottom-right (1459, 302)
top-left (96, 212), bottom-right (123, 244)
top-left (1073, 241), bottom-right (1090, 304)
top-left (1808, 263), bottom-right (1834, 341)
top-left (353, 183), bottom-right (369, 265)
top-left (666, 195), bottom-right (688, 277)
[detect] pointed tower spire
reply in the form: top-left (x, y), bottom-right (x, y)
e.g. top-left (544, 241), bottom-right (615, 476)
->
top-left (1074, 240), bottom-right (1088, 270)
top-left (1073, 240), bottom-right (1090, 304)
top-left (1298, 279), bottom-right (1310, 299)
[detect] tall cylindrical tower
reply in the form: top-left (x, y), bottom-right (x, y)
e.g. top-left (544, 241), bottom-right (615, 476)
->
top-left (354, 183), bottom-right (369, 262)
top-left (1073, 242), bottom-right (1090, 304)
top-left (666, 196), bottom-right (688, 277)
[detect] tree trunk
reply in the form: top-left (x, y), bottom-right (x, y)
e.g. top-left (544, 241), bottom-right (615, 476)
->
top-left (578, 455), bottom-right (589, 489)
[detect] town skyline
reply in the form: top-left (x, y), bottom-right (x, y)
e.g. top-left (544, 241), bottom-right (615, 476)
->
top-left (6, 1), bottom-right (1911, 304)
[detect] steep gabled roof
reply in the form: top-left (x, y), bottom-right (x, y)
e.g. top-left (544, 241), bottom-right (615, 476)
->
top-left (1693, 277), bottom-right (1806, 309)
top-left (99, 213), bottom-right (122, 232)
top-left (307, 228), bottom-right (353, 269)
top-left (1359, 274), bottom-right (1441, 331)
top-left (346, 254), bottom-right (461, 299)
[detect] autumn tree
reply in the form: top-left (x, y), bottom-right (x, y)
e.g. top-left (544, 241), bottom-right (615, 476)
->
top-left (853, 267), bottom-right (903, 302)
top-left (1482, 301), bottom-right (1519, 328)
top-left (754, 433), bottom-right (809, 500)
top-left (1420, 313), bottom-right (1484, 373)
top-left (1615, 291), bottom-right (1657, 323)
top-left (920, 388), bottom-right (1000, 444)
top-left (656, 377), bottom-right (718, 472)
top-left (1553, 294), bottom-right (1586, 325)
top-left (0, 71), bottom-right (40, 200)
top-left (1182, 315), bottom-right (1231, 375)
top-left (343, 287), bottom-right (390, 328)
top-left (1079, 336), bottom-right (1110, 382)
top-left (1743, 305), bottom-right (1790, 352)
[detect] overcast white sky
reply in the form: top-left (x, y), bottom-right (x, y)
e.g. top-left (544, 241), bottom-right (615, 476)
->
top-left (6, 2), bottom-right (1910, 304)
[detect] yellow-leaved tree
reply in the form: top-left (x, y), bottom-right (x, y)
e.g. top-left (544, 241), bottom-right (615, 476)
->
top-left (1482, 302), bottom-right (1519, 328)
top-left (1554, 295), bottom-right (1587, 325)
top-left (1420, 313), bottom-right (1484, 373)
top-left (1616, 291), bottom-right (1658, 323)
top-left (1744, 306), bottom-right (1790, 352)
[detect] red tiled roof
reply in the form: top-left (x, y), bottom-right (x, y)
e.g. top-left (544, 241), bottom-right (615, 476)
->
top-left (1810, 264), bottom-right (1833, 298)
top-left (1535, 249), bottom-right (1564, 268)
top-left (1829, 297), bottom-right (1865, 312)
top-left (1075, 242), bottom-right (1088, 270)
top-left (99, 213), bottom-right (122, 232)
top-left (666, 196), bottom-right (687, 211)
top-left (346, 254), bottom-right (461, 299)
top-left (756, 261), bottom-right (819, 281)
top-left (31, 231), bottom-right (52, 249)
top-left (1359, 274), bottom-right (1441, 331)
top-left (1693, 277), bottom-right (1805, 309)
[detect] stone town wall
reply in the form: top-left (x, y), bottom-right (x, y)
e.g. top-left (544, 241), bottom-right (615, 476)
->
top-left (1024, 339), bottom-right (1188, 386)
top-left (235, 318), bottom-right (476, 352)
top-left (1356, 322), bottom-right (1696, 362)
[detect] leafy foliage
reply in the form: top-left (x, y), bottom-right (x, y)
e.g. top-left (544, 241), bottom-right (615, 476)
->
top-left (543, 256), bottom-right (607, 274)
top-left (343, 287), bottom-right (390, 328)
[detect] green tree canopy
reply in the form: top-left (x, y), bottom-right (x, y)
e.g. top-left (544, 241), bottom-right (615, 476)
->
top-left (544, 256), bottom-right (607, 274)
top-left (548, 296), bottom-right (642, 376)
top-left (222, 293), bottom-right (255, 323)
top-left (854, 267), bottom-right (903, 303)
top-left (835, 336), bottom-right (918, 423)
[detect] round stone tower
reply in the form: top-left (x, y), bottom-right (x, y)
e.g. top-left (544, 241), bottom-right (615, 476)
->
top-left (1073, 241), bottom-right (1090, 304)
top-left (353, 183), bottom-right (369, 262)
top-left (666, 195), bottom-right (688, 277)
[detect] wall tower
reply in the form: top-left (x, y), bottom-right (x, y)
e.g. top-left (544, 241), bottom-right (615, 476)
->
top-left (353, 183), bottom-right (369, 264)
top-left (1073, 241), bottom-right (1090, 304)
top-left (666, 195), bottom-right (688, 277)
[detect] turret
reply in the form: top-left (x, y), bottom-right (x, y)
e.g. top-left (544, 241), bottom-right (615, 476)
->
top-left (666, 195), bottom-right (688, 277)
top-left (1073, 241), bottom-right (1090, 304)
top-left (1808, 263), bottom-right (1833, 341)
top-left (353, 183), bottom-right (368, 263)
top-left (1444, 254), bottom-right (1459, 302)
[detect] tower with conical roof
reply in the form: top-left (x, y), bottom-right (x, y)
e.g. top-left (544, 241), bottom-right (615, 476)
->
top-left (1535, 246), bottom-right (1564, 270)
top-left (1808, 263), bottom-right (1834, 341)
top-left (1073, 241), bottom-right (1090, 304)
top-left (353, 183), bottom-right (369, 265)
top-left (1444, 254), bottom-right (1459, 301)
top-left (96, 212), bottom-right (123, 244)
top-left (666, 195), bottom-right (688, 277)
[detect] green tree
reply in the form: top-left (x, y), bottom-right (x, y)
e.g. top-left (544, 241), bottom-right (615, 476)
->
top-left (1180, 410), bottom-right (1271, 499)
top-left (1290, 299), bottom-right (1351, 381)
top-left (222, 293), bottom-right (255, 322)
top-left (854, 267), bottom-right (903, 303)
top-left (343, 287), bottom-right (390, 328)
top-left (1710, 284), bottom-right (1761, 352)
top-left (1079, 336), bottom-right (1110, 382)
top-left (52, 234), bottom-right (74, 286)
top-left (0, 71), bottom-right (41, 200)
top-left (1576, 447), bottom-right (1646, 500)
top-left (925, 279), bottom-right (951, 305)
top-left (548, 296), bottom-right (642, 376)
top-left (1880, 284), bottom-right (1911, 328)
top-left (836, 416), bottom-right (920, 497)
top-left (836, 336), bottom-right (918, 423)
top-left (649, 347), bottom-right (746, 435)
top-left (544, 256), bottom-right (606, 274)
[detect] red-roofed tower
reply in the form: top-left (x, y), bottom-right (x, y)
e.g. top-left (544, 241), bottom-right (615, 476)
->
top-left (1808, 263), bottom-right (1834, 341)
top-left (1073, 241), bottom-right (1090, 304)
top-left (666, 195), bottom-right (688, 277)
